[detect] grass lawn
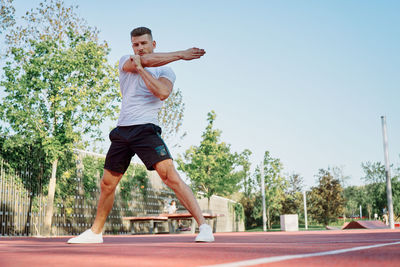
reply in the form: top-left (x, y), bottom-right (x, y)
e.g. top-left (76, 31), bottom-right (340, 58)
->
top-left (244, 218), bottom-right (385, 232)
top-left (246, 224), bottom-right (326, 232)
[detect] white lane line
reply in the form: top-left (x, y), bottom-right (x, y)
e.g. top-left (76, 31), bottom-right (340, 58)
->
top-left (202, 241), bottom-right (400, 267)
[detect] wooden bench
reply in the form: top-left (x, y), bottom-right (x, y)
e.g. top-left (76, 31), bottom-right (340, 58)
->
top-left (161, 213), bottom-right (222, 234)
top-left (123, 213), bottom-right (223, 234)
top-left (123, 216), bottom-right (168, 234)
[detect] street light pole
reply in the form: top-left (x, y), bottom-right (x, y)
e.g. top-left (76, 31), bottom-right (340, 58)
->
top-left (261, 160), bottom-right (267, 232)
top-left (381, 116), bottom-right (395, 229)
top-left (303, 190), bottom-right (308, 230)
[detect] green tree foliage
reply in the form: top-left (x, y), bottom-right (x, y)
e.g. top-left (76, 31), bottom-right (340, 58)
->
top-left (309, 169), bottom-right (345, 226)
top-left (82, 156), bottom-right (104, 198)
top-left (343, 185), bottom-right (368, 218)
top-left (255, 151), bottom-right (287, 229)
top-left (177, 111), bottom-right (250, 208)
top-left (0, 0), bottom-right (15, 35)
top-left (342, 160), bottom-right (400, 221)
top-left (120, 164), bottom-right (149, 202)
top-left (240, 151), bottom-right (287, 230)
top-left (238, 150), bottom-right (254, 198)
top-left (1, 33), bottom-right (120, 150)
top-left (361, 161), bottom-right (388, 217)
top-left (240, 190), bottom-right (262, 229)
top-left (158, 88), bottom-right (186, 147)
top-left (330, 166), bottom-right (351, 188)
top-left (360, 161), bottom-right (400, 218)
top-left (53, 150), bottom-right (78, 217)
top-left (392, 180), bottom-right (400, 217)
top-left (0, 0), bottom-right (120, 235)
top-left (281, 173), bottom-right (304, 215)
top-left (362, 161), bottom-right (386, 184)
top-left (0, 135), bottom-right (50, 235)
top-left (238, 154), bottom-right (259, 229)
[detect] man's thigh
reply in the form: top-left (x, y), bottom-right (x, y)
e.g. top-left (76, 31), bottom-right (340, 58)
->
top-left (131, 124), bottom-right (172, 171)
top-left (104, 128), bottom-right (135, 174)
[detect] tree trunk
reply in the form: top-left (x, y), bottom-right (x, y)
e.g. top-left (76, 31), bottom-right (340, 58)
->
top-left (28, 162), bottom-right (44, 236)
top-left (43, 158), bottom-right (58, 236)
top-left (367, 204), bottom-right (372, 220)
top-left (26, 191), bottom-right (33, 235)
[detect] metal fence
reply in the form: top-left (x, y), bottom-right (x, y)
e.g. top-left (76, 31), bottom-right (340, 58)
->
top-left (0, 159), bottom-right (45, 236)
top-left (0, 152), bottom-right (177, 236)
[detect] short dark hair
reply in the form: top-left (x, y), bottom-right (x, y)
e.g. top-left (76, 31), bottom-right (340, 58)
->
top-left (130, 27), bottom-right (152, 39)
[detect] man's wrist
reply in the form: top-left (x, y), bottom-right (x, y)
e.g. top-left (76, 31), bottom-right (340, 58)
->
top-left (177, 51), bottom-right (184, 60)
top-left (136, 65), bottom-right (145, 72)
top-left (132, 55), bottom-right (144, 70)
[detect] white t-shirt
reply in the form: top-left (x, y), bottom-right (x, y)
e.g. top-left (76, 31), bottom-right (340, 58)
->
top-left (167, 204), bottom-right (177, 214)
top-left (117, 55), bottom-right (176, 126)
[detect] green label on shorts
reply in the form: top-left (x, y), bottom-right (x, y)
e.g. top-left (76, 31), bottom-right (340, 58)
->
top-left (155, 145), bottom-right (167, 157)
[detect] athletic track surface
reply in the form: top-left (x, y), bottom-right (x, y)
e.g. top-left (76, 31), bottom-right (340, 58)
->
top-left (1, 229), bottom-right (399, 266)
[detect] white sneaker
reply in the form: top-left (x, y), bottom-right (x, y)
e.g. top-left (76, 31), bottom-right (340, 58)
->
top-left (67, 229), bottom-right (103, 244)
top-left (195, 224), bottom-right (214, 242)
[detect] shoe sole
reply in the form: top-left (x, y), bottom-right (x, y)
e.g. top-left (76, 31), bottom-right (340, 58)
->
top-left (67, 239), bottom-right (103, 244)
top-left (195, 240), bottom-right (214, 242)
top-left (67, 241), bottom-right (103, 244)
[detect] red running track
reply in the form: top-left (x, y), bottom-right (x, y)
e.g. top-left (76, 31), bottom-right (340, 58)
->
top-left (1, 229), bottom-right (400, 267)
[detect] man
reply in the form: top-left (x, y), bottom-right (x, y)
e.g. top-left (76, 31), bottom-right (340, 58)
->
top-left (68, 27), bottom-right (214, 243)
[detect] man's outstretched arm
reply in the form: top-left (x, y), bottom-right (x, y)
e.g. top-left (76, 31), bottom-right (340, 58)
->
top-left (122, 47), bottom-right (205, 73)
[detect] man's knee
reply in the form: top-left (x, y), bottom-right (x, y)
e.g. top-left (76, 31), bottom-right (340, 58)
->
top-left (154, 160), bottom-right (180, 186)
top-left (100, 169), bottom-right (123, 194)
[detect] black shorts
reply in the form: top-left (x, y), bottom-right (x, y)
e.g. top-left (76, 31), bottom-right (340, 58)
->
top-left (104, 123), bottom-right (172, 173)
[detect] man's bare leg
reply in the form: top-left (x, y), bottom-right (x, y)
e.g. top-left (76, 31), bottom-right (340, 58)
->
top-left (67, 169), bottom-right (123, 243)
top-left (91, 169), bottom-right (123, 234)
top-left (154, 159), bottom-right (205, 225)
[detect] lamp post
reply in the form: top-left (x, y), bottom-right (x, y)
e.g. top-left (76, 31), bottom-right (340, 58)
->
top-left (261, 160), bottom-right (267, 231)
top-left (303, 190), bottom-right (308, 230)
top-left (381, 116), bottom-right (394, 229)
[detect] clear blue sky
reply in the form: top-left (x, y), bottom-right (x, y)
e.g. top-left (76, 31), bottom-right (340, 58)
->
top-left (11, 0), bottom-right (400, 188)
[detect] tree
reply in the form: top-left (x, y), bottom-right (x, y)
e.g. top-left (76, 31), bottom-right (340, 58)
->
top-left (361, 161), bottom-right (400, 219)
top-left (0, 134), bottom-right (50, 235)
top-left (256, 151), bottom-right (287, 229)
top-left (240, 191), bottom-right (262, 229)
top-left (361, 161), bottom-right (387, 218)
top-left (0, 0), bottom-right (15, 35)
top-left (343, 185), bottom-right (368, 218)
top-left (177, 111), bottom-right (250, 210)
top-left (281, 173), bottom-right (304, 215)
top-left (0, 0), bottom-right (120, 235)
top-left (330, 166), bottom-right (351, 188)
top-left (238, 150), bottom-right (254, 198)
top-left (236, 151), bottom-right (260, 229)
top-left (308, 169), bottom-right (345, 226)
top-left (238, 169), bottom-right (260, 229)
top-left (158, 88), bottom-right (186, 147)
top-left (392, 178), bottom-right (400, 218)
top-left (120, 164), bottom-right (149, 202)
top-left (361, 162), bottom-right (386, 184)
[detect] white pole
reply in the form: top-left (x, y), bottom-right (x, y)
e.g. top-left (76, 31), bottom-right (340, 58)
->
top-left (303, 191), bottom-right (308, 230)
top-left (381, 116), bottom-right (395, 229)
top-left (359, 205), bottom-right (362, 220)
top-left (261, 161), bottom-right (267, 231)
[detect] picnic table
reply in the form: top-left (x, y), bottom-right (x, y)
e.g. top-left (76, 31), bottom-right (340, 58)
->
top-left (123, 213), bottom-right (222, 234)
top-left (123, 215), bottom-right (168, 234)
top-left (164, 213), bottom-right (222, 234)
